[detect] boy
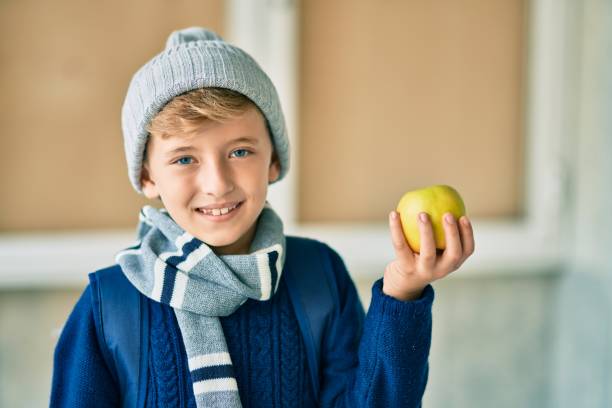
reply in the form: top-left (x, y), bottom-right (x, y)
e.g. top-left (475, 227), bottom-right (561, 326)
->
top-left (50, 27), bottom-right (474, 407)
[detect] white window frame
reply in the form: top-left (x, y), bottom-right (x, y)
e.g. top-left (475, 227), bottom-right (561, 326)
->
top-left (0, 0), bottom-right (571, 287)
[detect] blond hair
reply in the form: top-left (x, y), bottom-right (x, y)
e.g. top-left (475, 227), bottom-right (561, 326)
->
top-left (146, 87), bottom-right (259, 139)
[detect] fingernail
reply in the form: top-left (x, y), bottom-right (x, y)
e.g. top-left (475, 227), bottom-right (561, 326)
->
top-left (390, 211), bottom-right (397, 220)
top-left (419, 212), bottom-right (428, 223)
top-left (461, 216), bottom-right (470, 226)
top-left (445, 213), bottom-right (455, 224)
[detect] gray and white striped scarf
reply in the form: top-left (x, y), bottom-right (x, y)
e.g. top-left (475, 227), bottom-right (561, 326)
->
top-left (115, 202), bottom-right (286, 407)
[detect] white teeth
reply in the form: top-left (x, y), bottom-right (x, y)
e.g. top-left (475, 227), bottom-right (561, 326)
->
top-left (200, 203), bottom-right (239, 216)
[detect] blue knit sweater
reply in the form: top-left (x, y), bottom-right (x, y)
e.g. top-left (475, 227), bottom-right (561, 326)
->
top-left (50, 244), bottom-right (434, 407)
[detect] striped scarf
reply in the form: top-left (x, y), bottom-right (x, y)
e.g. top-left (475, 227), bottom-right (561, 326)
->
top-left (115, 202), bottom-right (286, 407)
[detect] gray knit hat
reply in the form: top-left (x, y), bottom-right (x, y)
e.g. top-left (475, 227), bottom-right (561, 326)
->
top-left (121, 27), bottom-right (290, 193)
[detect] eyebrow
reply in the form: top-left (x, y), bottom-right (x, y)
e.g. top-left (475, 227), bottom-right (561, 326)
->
top-left (229, 136), bottom-right (259, 145)
top-left (165, 146), bottom-right (196, 156)
top-left (164, 137), bottom-right (259, 157)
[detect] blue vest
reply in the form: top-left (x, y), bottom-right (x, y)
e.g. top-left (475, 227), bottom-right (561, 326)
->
top-left (89, 235), bottom-right (337, 407)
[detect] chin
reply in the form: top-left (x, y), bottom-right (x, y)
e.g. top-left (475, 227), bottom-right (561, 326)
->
top-left (194, 229), bottom-right (240, 247)
top-left (192, 231), bottom-right (230, 246)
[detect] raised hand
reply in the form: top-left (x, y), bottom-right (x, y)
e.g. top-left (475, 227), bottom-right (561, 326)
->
top-left (382, 210), bottom-right (475, 301)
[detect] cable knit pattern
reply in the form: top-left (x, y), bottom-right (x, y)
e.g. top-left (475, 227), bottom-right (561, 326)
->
top-left (247, 288), bottom-right (275, 405)
top-left (131, 274), bottom-right (311, 408)
top-left (278, 279), bottom-right (303, 408)
top-left (219, 299), bottom-right (248, 403)
top-left (211, 277), bottom-right (307, 408)
top-left (149, 300), bottom-right (181, 407)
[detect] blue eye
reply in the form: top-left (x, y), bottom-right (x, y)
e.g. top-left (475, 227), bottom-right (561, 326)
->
top-left (231, 149), bottom-right (251, 158)
top-left (175, 157), bottom-right (193, 165)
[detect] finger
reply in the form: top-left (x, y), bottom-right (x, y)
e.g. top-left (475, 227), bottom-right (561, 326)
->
top-left (435, 213), bottom-right (463, 278)
top-left (417, 212), bottom-right (436, 273)
top-left (456, 216), bottom-right (475, 267)
top-left (388, 211), bottom-right (416, 267)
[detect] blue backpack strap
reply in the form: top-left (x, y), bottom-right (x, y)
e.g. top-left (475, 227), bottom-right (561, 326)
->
top-left (89, 264), bottom-right (149, 408)
top-left (283, 236), bottom-right (338, 404)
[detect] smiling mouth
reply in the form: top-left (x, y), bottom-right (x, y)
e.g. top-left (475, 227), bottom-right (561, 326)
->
top-left (196, 201), bottom-right (243, 216)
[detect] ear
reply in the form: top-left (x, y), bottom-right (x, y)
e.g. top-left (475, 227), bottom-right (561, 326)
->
top-left (268, 152), bottom-right (281, 183)
top-left (140, 163), bottom-right (160, 199)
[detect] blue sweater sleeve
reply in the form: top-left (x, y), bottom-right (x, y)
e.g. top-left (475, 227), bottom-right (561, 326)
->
top-left (50, 284), bottom-right (120, 407)
top-left (318, 245), bottom-right (434, 408)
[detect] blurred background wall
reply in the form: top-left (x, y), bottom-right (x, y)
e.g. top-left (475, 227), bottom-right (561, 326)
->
top-left (1, 0), bottom-right (611, 406)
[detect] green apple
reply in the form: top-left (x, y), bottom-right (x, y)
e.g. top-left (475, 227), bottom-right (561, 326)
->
top-left (396, 184), bottom-right (466, 253)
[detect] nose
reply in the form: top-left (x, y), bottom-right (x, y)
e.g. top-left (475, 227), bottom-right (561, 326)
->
top-left (197, 158), bottom-right (235, 197)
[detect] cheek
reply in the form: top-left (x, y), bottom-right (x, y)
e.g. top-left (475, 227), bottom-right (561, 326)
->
top-left (158, 172), bottom-right (194, 196)
top-left (250, 164), bottom-right (270, 185)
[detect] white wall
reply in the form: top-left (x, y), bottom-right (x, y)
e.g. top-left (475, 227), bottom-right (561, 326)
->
top-left (552, 0), bottom-right (612, 406)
